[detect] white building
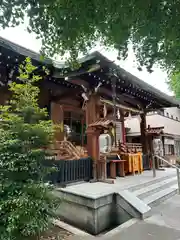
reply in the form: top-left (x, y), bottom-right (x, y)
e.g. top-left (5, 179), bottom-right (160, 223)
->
top-left (125, 107), bottom-right (180, 161)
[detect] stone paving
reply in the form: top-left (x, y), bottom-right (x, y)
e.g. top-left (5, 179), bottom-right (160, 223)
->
top-left (61, 168), bottom-right (176, 199)
top-left (102, 221), bottom-right (180, 240)
top-left (69, 194), bottom-right (180, 240)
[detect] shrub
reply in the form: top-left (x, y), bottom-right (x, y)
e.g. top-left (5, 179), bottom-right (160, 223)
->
top-left (0, 58), bottom-right (59, 240)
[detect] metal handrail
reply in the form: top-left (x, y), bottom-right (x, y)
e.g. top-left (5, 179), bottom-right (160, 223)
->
top-left (154, 155), bottom-right (180, 194)
top-left (155, 155), bottom-right (178, 169)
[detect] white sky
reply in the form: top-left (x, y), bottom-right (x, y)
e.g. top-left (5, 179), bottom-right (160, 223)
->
top-left (0, 24), bottom-right (172, 96)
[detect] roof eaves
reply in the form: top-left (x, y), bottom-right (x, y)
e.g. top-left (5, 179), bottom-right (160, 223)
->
top-left (0, 36), bottom-right (52, 65)
top-left (89, 52), bottom-right (180, 107)
top-left (0, 37), bottom-right (178, 108)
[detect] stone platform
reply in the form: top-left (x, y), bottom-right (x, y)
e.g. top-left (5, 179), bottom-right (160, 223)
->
top-left (54, 168), bottom-right (177, 235)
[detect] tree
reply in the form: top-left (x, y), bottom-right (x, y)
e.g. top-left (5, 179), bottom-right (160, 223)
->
top-left (1, 0), bottom-right (180, 71)
top-left (0, 58), bottom-right (59, 240)
top-left (168, 72), bottom-right (180, 99)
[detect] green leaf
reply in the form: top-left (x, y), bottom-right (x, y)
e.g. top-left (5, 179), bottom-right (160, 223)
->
top-left (0, 57), bottom-right (59, 239)
top-left (1, 0), bottom-right (180, 70)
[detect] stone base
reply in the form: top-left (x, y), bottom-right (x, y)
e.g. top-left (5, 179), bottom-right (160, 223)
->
top-left (54, 190), bottom-right (132, 235)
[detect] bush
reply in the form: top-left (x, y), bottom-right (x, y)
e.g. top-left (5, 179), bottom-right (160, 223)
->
top-left (0, 58), bottom-right (59, 240)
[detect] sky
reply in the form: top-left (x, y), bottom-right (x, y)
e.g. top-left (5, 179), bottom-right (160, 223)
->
top-left (0, 23), bottom-right (172, 96)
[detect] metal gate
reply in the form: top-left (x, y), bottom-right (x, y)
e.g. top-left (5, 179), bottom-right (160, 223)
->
top-left (143, 154), bottom-right (151, 170)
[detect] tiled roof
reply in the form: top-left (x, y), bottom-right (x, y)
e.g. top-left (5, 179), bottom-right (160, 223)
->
top-left (146, 127), bottom-right (164, 135)
top-left (88, 119), bottom-right (114, 129)
top-left (0, 36), bottom-right (52, 64)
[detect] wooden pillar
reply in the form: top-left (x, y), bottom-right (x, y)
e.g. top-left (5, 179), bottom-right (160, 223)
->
top-left (162, 135), bottom-right (165, 156)
top-left (81, 117), bottom-right (84, 147)
top-left (86, 94), bottom-right (100, 180)
top-left (120, 111), bottom-right (126, 144)
top-left (0, 89), bottom-right (9, 105)
top-left (140, 113), bottom-right (148, 155)
top-left (86, 94), bottom-right (100, 156)
top-left (38, 87), bottom-right (50, 108)
top-left (51, 102), bottom-right (64, 141)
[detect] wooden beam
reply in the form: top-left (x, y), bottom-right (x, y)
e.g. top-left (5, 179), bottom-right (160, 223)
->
top-left (42, 79), bottom-right (67, 94)
top-left (57, 89), bottom-right (80, 99)
top-left (0, 87), bottom-right (10, 105)
top-left (86, 94), bottom-right (100, 180)
top-left (38, 86), bottom-right (50, 108)
top-left (140, 113), bottom-right (148, 155)
top-left (59, 98), bottom-right (80, 106)
top-left (51, 102), bottom-right (64, 141)
top-left (99, 87), bottom-right (143, 108)
top-left (66, 78), bottom-right (90, 89)
top-left (101, 98), bottom-right (143, 114)
top-left (63, 104), bottom-right (84, 114)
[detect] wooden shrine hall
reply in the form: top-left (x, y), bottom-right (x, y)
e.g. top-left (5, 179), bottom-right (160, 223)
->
top-left (0, 37), bottom-right (179, 182)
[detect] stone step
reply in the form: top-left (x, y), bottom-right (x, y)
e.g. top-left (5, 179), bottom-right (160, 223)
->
top-left (144, 184), bottom-right (178, 207)
top-left (133, 176), bottom-right (177, 200)
top-left (128, 174), bottom-right (176, 192)
top-left (115, 180), bottom-right (178, 223)
top-left (116, 190), bottom-right (151, 220)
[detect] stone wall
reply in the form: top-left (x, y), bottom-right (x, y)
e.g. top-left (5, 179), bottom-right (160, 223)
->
top-left (54, 189), bottom-right (132, 235)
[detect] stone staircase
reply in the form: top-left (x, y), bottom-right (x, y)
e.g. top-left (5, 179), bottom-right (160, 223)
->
top-left (55, 168), bottom-right (179, 236)
top-left (128, 173), bottom-right (178, 208)
top-left (116, 173), bottom-right (178, 221)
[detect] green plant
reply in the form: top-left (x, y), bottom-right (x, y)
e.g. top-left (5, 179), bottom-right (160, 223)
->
top-left (1, 1), bottom-right (180, 71)
top-left (0, 58), bottom-right (59, 240)
top-left (168, 71), bottom-right (180, 99)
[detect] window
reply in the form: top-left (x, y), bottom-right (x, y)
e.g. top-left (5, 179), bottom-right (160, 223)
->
top-left (165, 144), bottom-right (175, 155)
top-left (168, 145), bottom-right (175, 155)
top-left (64, 111), bottom-right (85, 145)
top-left (157, 109), bottom-right (164, 115)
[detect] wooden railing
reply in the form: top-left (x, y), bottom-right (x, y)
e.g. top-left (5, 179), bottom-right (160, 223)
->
top-left (50, 141), bottom-right (77, 160)
top-left (126, 143), bottom-right (142, 152)
top-left (50, 140), bottom-right (88, 160)
top-left (59, 140), bottom-right (81, 159)
top-left (111, 142), bottom-right (142, 153)
top-left (76, 145), bottom-right (88, 157)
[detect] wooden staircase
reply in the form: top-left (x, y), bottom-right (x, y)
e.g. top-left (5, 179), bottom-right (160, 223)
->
top-left (51, 141), bottom-right (88, 160)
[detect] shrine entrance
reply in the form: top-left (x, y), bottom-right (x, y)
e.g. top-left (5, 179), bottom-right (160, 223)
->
top-left (64, 111), bottom-right (86, 146)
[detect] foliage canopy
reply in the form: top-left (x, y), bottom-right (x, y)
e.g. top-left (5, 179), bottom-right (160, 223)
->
top-left (169, 72), bottom-right (180, 99)
top-left (1, 0), bottom-right (180, 71)
top-left (0, 58), bottom-right (59, 240)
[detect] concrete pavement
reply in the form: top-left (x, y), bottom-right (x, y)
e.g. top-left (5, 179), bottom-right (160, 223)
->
top-left (101, 221), bottom-right (180, 240)
top-left (69, 194), bottom-right (180, 240)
